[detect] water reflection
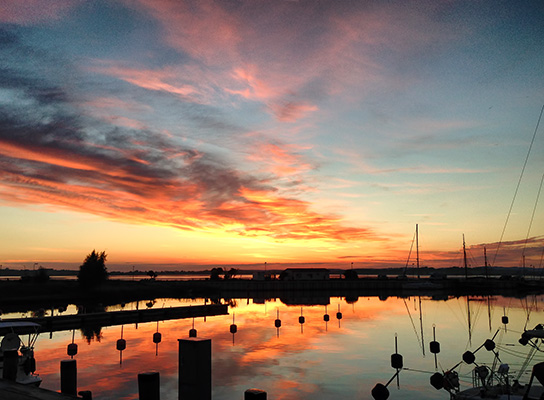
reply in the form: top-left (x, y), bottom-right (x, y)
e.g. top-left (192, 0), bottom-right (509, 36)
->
top-left (15, 295), bottom-right (544, 399)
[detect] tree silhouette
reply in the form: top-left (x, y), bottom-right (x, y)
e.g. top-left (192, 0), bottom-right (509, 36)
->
top-left (210, 267), bottom-right (224, 281)
top-left (224, 268), bottom-right (238, 280)
top-left (78, 250), bottom-right (108, 287)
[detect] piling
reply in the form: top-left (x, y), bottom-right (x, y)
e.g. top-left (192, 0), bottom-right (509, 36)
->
top-left (2, 350), bottom-right (18, 381)
top-left (245, 388), bottom-right (267, 399)
top-left (138, 372), bottom-right (160, 400)
top-left (178, 338), bottom-right (211, 400)
top-left (60, 359), bottom-right (77, 396)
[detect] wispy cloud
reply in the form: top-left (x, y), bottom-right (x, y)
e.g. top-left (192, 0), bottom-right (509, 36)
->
top-left (0, 31), bottom-right (381, 244)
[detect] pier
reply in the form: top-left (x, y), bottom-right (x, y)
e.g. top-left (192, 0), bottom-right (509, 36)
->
top-left (0, 304), bottom-right (228, 335)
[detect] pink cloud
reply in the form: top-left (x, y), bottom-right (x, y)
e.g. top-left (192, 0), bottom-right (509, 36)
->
top-left (90, 64), bottom-right (198, 99)
top-left (0, 0), bottom-right (81, 24)
top-left (247, 142), bottom-right (314, 177)
top-left (269, 101), bottom-right (318, 123)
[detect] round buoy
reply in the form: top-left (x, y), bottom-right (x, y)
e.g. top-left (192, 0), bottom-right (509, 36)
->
top-left (502, 315), bottom-right (509, 325)
top-left (391, 353), bottom-right (403, 369)
top-left (430, 340), bottom-right (440, 354)
top-left (430, 372), bottom-right (444, 390)
top-left (189, 328), bottom-right (197, 338)
top-left (153, 332), bottom-right (162, 344)
top-left (116, 338), bottom-right (126, 351)
top-left (336, 311), bottom-right (343, 320)
top-left (275, 319), bottom-right (281, 328)
top-left (324, 314), bottom-right (330, 322)
top-left (462, 350), bottom-right (475, 364)
top-left (299, 316), bottom-right (305, 324)
top-left (230, 324), bottom-right (237, 334)
top-left (371, 383), bottom-right (390, 400)
top-left (484, 339), bottom-right (495, 351)
top-left (67, 342), bottom-right (78, 357)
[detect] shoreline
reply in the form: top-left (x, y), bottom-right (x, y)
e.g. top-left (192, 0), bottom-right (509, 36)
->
top-left (1, 276), bottom-right (543, 313)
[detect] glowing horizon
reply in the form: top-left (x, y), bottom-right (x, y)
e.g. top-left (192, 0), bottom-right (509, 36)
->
top-left (0, 1), bottom-right (543, 270)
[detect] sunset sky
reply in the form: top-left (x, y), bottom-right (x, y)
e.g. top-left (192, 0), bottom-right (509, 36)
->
top-left (0, 0), bottom-right (543, 270)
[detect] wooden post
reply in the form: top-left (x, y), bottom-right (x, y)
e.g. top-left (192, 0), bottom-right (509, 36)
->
top-left (178, 338), bottom-right (211, 400)
top-left (245, 388), bottom-right (267, 399)
top-left (2, 350), bottom-right (18, 381)
top-left (60, 359), bottom-right (77, 396)
top-left (138, 372), bottom-right (160, 400)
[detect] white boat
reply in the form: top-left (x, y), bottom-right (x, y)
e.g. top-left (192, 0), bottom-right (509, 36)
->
top-left (0, 321), bottom-right (42, 386)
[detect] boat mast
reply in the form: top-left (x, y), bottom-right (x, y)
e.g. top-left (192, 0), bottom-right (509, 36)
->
top-left (416, 224), bottom-right (420, 279)
top-left (484, 246), bottom-right (489, 279)
top-left (463, 234), bottom-right (468, 279)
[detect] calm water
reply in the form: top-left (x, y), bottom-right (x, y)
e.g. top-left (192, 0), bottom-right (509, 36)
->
top-left (6, 295), bottom-right (544, 400)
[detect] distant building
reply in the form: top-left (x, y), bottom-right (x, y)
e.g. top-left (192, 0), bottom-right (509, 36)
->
top-left (252, 271), bottom-right (276, 281)
top-left (281, 268), bottom-right (330, 281)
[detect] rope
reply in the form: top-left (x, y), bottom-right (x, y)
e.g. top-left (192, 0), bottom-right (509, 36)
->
top-left (493, 104), bottom-right (544, 266)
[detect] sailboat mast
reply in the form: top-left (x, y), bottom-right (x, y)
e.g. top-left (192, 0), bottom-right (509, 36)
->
top-left (484, 246), bottom-right (489, 279)
top-left (463, 234), bottom-right (468, 279)
top-left (416, 224), bottom-right (420, 279)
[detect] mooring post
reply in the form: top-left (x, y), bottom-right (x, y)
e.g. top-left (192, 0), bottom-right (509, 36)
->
top-left (178, 338), bottom-right (211, 400)
top-left (245, 388), bottom-right (267, 399)
top-left (2, 350), bottom-right (18, 381)
top-left (138, 371), bottom-right (160, 400)
top-left (60, 359), bottom-right (77, 396)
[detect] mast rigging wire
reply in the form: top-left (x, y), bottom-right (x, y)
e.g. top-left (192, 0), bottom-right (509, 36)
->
top-left (492, 104), bottom-right (544, 266)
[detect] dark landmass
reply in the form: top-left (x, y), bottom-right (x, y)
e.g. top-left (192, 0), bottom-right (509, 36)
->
top-left (1, 271), bottom-right (543, 315)
top-left (1, 265), bottom-right (540, 277)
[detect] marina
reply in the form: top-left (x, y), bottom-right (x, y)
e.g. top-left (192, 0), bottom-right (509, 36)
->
top-left (2, 294), bottom-right (544, 399)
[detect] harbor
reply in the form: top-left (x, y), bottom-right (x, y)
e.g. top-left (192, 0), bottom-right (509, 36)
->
top-left (2, 294), bottom-right (544, 399)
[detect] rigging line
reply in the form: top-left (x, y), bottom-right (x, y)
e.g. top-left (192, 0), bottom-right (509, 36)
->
top-left (517, 343), bottom-right (537, 381)
top-left (403, 298), bottom-right (423, 351)
top-left (404, 231), bottom-right (416, 272)
top-left (522, 170), bottom-right (544, 257)
top-left (492, 104), bottom-right (544, 266)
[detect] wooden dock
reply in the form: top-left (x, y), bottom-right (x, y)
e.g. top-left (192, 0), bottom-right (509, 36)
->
top-left (0, 379), bottom-right (78, 400)
top-left (0, 304), bottom-right (228, 335)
